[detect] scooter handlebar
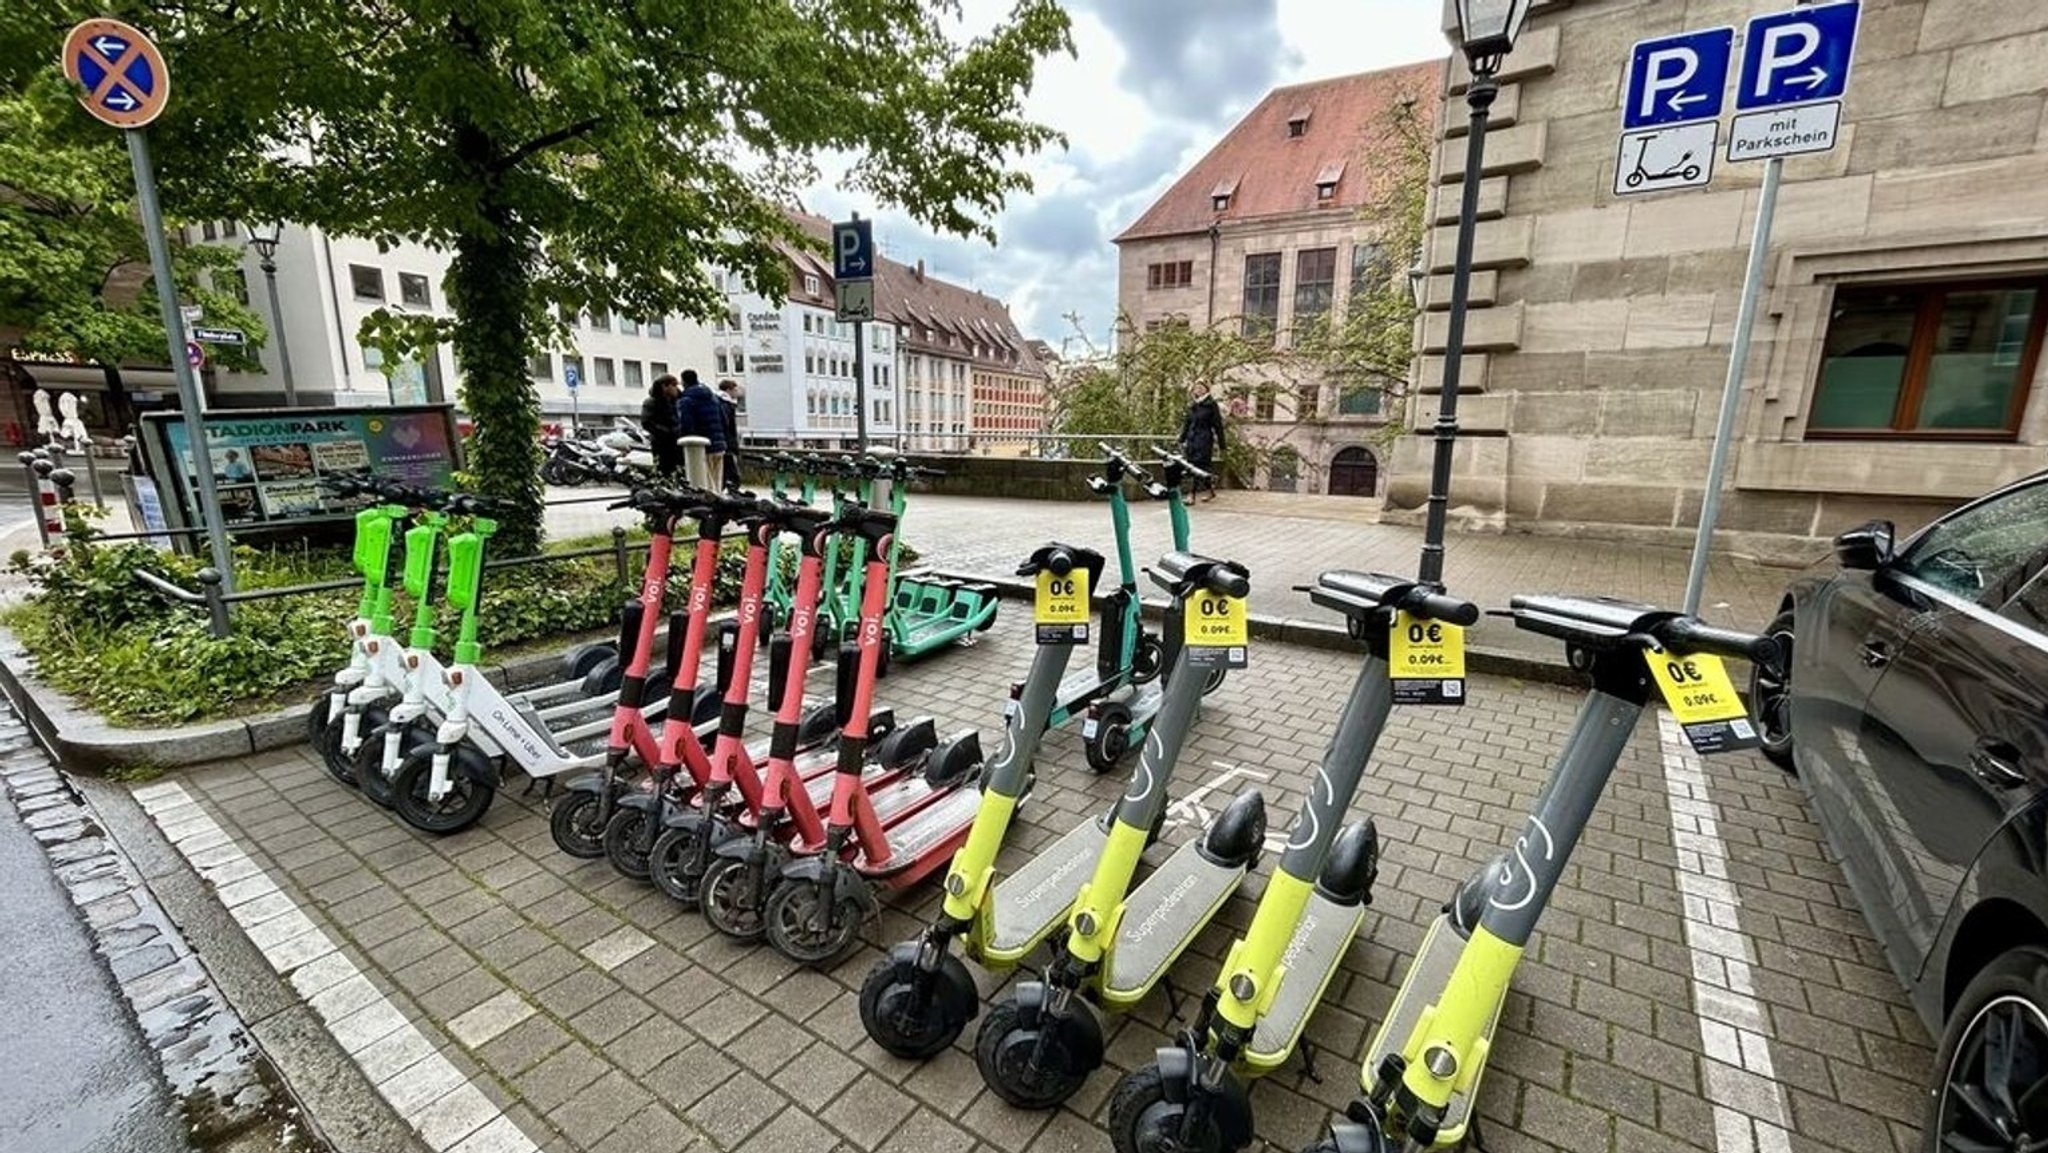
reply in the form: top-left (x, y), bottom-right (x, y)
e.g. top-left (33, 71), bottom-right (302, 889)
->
top-left (1659, 617), bottom-right (1780, 667)
top-left (1404, 588), bottom-right (1481, 627)
top-left (1201, 564), bottom-right (1250, 599)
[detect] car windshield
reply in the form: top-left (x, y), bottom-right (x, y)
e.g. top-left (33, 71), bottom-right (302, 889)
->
top-left (1895, 478), bottom-right (2048, 603)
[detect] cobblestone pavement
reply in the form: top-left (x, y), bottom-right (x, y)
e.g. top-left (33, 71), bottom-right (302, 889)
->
top-left (538, 489), bottom-right (1802, 661)
top-left (129, 611), bottom-right (1931, 1153)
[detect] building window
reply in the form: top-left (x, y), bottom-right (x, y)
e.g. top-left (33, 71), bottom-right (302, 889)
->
top-left (528, 353), bottom-right (552, 380)
top-left (1254, 387), bottom-right (1277, 422)
top-left (202, 221), bottom-right (218, 241)
top-left (398, 273), bottom-right (431, 308)
top-left (618, 315), bottom-right (639, 336)
top-left (651, 361), bottom-right (669, 378)
top-left (1295, 384), bottom-right (1320, 421)
top-left (731, 351), bottom-right (744, 372)
top-left (594, 356), bottom-right (616, 388)
top-left (1337, 385), bottom-right (1383, 416)
top-left (1350, 243), bottom-right (1392, 301)
top-left (803, 274), bottom-right (820, 296)
top-left (716, 350), bottom-right (729, 374)
top-left (350, 264), bottom-right (385, 301)
top-left (228, 270), bottom-right (249, 306)
top-left (1241, 253), bottom-right (1282, 342)
top-left (805, 353), bottom-right (815, 374)
top-left (624, 360), bottom-right (644, 390)
top-left (1809, 279), bottom-right (2044, 437)
top-left (646, 317), bottom-right (665, 339)
top-left (222, 221), bottom-right (239, 239)
top-left (589, 310), bottom-right (610, 332)
top-left (1294, 247), bottom-right (1337, 326)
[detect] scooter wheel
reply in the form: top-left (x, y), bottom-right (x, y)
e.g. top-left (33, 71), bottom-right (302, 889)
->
top-left (1108, 1062), bottom-right (1226, 1153)
top-left (1130, 634), bottom-right (1165, 686)
top-left (390, 745), bottom-right (496, 835)
top-left (549, 790), bottom-right (610, 859)
top-left (763, 879), bottom-right (865, 967)
top-left (601, 808), bottom-right (656, 881)
top-left (309, 699), bottom-right (355, 788)
top-left (973, 999), bottom-right (1090, 1109)
top-left (859, 953), bottom-right (977, 1059)
top-left (1201, 667), bottom-right (1227, 698)
top-left (355, 705), bottom-right (399, 808)
top-left (698, 856), bottom-right (768, 942)
top-left (648, 825), bottom-right (707, 908)
top-left (1084, 701), bottom-right (1133, 774)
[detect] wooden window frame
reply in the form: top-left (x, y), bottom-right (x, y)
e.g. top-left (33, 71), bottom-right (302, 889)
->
top-left (1808, 276), bottom-right (2046, 442)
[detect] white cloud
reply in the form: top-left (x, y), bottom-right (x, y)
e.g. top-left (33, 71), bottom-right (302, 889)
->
top-left (801, 0), bottom-right (1450, 350)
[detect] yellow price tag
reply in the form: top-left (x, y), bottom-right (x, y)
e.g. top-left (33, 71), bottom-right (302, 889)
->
top-left (1185, 592), bottom-right (1248, 647)
top-left (1645, 649), bottom-right (1761, 754)
top-left (1034, 569), bottom-right (1089, 625)
top-left (1389, 612), bottom-right (1467, 706)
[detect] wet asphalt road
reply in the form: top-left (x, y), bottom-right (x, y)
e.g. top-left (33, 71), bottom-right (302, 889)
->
top-left (0, 785), bottom-right (192, 1153)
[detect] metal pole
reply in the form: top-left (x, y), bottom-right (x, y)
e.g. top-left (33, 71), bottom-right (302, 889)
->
top-left (1683, 157), bottom-right (1782, 615)
top-left (127, 129), bottom-right (236, 591)
top-left (261, 257), bottom-right (299, 407)
top-left (1416, 72), bottom-right (1497, 588)
top-left (853, 320), bottom-right (868, 451)
top-left (81, 446), bottom-right (105, 508)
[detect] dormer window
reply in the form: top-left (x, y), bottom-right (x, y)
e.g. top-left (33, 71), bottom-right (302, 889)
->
top-left (1287, 106), bottom-right (1312, 137)
top-left (1210, 175), bottom-right (1239, 214)
top-left (1314, 160), bottom-right (1345, 203)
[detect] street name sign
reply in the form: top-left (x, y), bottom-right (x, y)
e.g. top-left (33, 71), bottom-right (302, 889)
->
top-left (61, 18), bottom-right (170, 129)
top-left (192, 326), bottom-right (245, 346)
top-left (1728, 1), bottom-right (1860, 162)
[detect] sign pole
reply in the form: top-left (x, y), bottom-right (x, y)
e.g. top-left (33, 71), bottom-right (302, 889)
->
top-left (128, 128), bottom-right (236, 591)
top-left (853, 321), bottom-right (867, 452)
top-left (1683, 156), bottom-right (1780, 615)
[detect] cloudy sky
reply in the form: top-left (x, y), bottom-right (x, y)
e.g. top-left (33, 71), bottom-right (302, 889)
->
top-left (800, 0), bottom-right (1451, 354)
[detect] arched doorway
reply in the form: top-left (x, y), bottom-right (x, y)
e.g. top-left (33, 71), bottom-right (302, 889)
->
top-left (1267, 447), bottom-right (1300, 493)
top-left (1329, 446), bottom-right (1378, 497)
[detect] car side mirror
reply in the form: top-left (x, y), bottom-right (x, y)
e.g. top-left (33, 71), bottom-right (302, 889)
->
top-left (1835, 520), bottom-right (1896, 571)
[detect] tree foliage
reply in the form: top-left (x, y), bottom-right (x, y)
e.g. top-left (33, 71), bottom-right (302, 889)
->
top-left (3, 0), bottom-right (1073, 552)
top-left (1051, 91), bottom-right (1432, 487)
top-left (0, 77), bottom-right (267, 375)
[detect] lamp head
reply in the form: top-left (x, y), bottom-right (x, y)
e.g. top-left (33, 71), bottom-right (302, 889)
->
top-left (1453, 0), bottom-right (1532, 74)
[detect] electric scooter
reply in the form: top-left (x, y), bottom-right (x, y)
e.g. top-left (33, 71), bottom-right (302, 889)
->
top-left (1106, 573), bottom-right (1481, 1153)
top-left (597, 493), bottom-right (929, 881)
top-left (751, 506), bottom-right (991, 966)
top-left (858, 540), bottom-right (1113, 1056)
top-left (973, 550), bottom-right (1267, 1110)
top-left (868, 452), bottom-right (1003, 662)
top-left (351, 489), bottom-right (460, 808)
top-left (1306, 596), bottom-right (1775, 1153)
top-left (307, 477), bottom-right (412, 785)
top-left (692, 507), bottom-right (978, 945)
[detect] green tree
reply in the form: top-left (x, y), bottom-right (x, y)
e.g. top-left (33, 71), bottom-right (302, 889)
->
top-left (10, 0), bottom-right (1071, 552)
top-left (0, 79), bottom-right (267, 377)
top-left (1048, 320), bottom-right (1271, 482)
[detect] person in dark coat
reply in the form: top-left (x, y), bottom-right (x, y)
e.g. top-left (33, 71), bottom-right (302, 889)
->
top-left (643, 374), bottom-right (683, 476)
top-left (673, 369), bottom-right (727, 488)
top-left (715, 378), bottom-right (744, 491)
top-left (1177, 382), bottom-right (1225, 502)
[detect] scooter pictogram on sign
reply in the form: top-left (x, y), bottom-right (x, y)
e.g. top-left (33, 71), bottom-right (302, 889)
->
top-left (1614, 121), bottom-right (1717, 197)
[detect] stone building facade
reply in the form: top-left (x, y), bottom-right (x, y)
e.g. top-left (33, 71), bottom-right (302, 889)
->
top-left (1114, 61), bottom-right (1445, 497)
top-left (1387, 0), bottom-right (2048, 554)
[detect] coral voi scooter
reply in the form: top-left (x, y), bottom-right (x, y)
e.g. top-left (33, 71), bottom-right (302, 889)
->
top-left (858, 541), bottom-right (1112, 1056)
top-left (973, 551), bottom-right (1267, 1110)
top-left (602, 493), bottom-right (931, 884)
top-left (693, 506), bottom-right (978, 946)
top-left (1107, 575), bottom-right (1481, 1153)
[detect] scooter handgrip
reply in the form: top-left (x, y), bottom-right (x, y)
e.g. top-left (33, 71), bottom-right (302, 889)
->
top-left (1408, 590), bottom-right (1481, 627)
top-left (1201, 565), bottom-right (1250, 599)
top-left (1662, 618), bottom-right (1779, 667)
top-left (1044, 548), bottom-right (1076, 576)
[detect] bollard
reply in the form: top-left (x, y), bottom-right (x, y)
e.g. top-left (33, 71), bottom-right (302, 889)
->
top-left (80, 447), bottom-right (105, 509)
top-left (612, 525), bottom-right (630, 587)
top-left (49, 467), bottom-right (76, 506)
top-left (679, 435), bottom-right (710, 490)
top-left (19, 452), bottom-right (46, 548)
top-left (196, 567), bottom-right (231, 637)
top-left (30, 459), bottom-right (65, 555)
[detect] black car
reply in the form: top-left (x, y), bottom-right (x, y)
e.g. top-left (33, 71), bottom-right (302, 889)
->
top-left (1751, 470), bottom-right (2048, 1151)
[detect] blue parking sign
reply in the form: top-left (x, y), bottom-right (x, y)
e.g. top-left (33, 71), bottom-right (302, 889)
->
top-left (1623, 28), bottom-right (1734, 130)
top-left (1737, 1), bottom-right (1860, 111)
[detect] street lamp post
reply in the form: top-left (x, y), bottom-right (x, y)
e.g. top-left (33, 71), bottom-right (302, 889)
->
top-left (1414, 0), bottom-right (1531, 588)
top-left (247, 221), bottom-right (298, 407)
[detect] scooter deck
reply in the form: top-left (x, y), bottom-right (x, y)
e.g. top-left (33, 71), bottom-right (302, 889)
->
top-left (1101, 840), bottom-right (1249, 1008)
top-left (1244, 890), bottom-right (1368, 1071)
top-left (981, 817), bottom-right (1111, 965)
top-left (1361, 912), bottom-right (1498, 1137)
top-left (854, 785), bottom-right (981, 880)
top-left (1053, 667), bottom-right (1117, 717)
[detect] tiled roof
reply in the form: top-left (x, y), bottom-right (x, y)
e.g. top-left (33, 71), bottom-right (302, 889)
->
top-left (1114, 59), bottom-right (1445, 244)
top-left (784, 211), bottom-right (1044, 378)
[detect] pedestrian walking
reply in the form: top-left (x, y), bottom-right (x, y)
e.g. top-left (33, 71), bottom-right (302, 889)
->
top-left (716, 378), bottom-right (744, 491)
top-left (674, 368), bottom-right (727, 487)
top-left (643, 374), bottom-right (684, 476)
top-left (1177, 382), bottom-right (1226, 502)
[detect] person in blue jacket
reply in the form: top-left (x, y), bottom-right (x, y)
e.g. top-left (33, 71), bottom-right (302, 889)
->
top-left (673, 368), bottom-right (727, 487)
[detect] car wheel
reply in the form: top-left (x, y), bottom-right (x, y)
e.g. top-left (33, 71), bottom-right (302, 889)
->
top-left (1749, 609), bottom-right (1795, 773)
top-left (1923, 944), bottom-right (2048, 1153)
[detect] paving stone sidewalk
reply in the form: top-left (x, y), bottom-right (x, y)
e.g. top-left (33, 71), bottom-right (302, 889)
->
top-left (130, 615), bottom-right (1929, 1153)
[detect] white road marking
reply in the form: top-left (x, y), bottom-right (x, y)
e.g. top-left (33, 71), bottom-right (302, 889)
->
top-left (132, 781), bottom-right (541, 1153)
top-left (1655, 715), bottom-right (1794, 1153)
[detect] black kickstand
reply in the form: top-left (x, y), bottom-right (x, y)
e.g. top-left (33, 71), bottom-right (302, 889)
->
top-left (1467, 1113), bottom-right (1491, 1152)
top-left (1161, 975), bottom-right (1185, 1027)
top-left (520, 776), bottom-right (537, 797)
top-left (1296, 1036), bottom-right (1323, 1085)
